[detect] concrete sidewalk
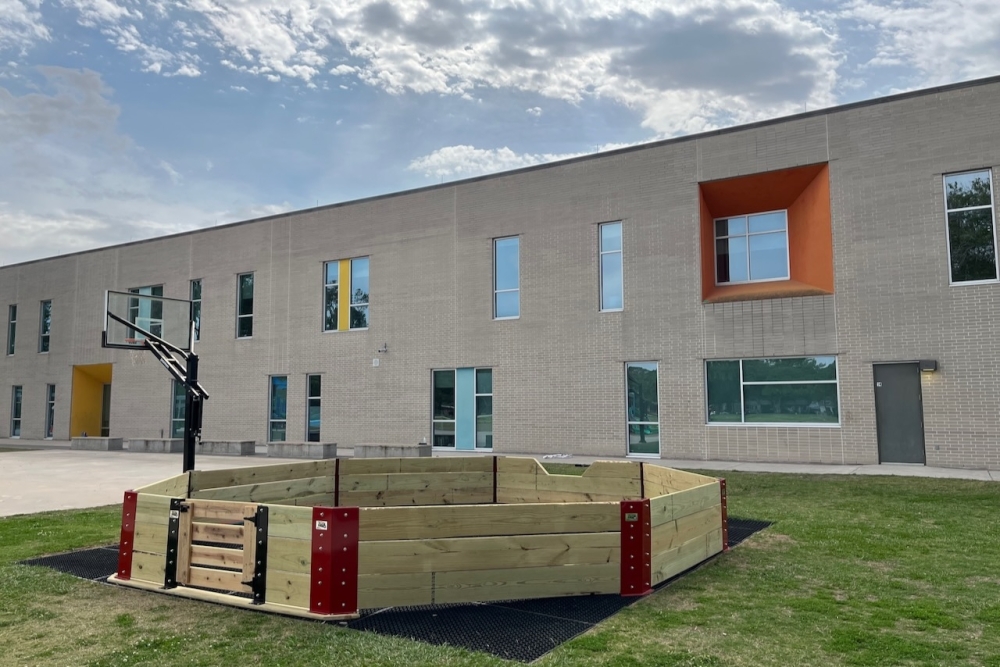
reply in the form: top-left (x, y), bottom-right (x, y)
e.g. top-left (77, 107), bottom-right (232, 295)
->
top-left (1, 441), bottom-right (996, 518)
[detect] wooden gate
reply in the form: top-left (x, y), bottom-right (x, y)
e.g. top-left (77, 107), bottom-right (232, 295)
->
top-left (172, 499), bottom-right (261, 596)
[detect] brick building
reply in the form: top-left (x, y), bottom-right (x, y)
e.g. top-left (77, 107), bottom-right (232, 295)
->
top-left (2, 76), bottom-right (1000, 468)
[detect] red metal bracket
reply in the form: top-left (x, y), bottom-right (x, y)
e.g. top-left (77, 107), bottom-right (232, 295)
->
top-left (310, 505), bottom-right (359, 615)
top-left (720, 478), bottom-right (730, 552)
top-left (117, 491), bottom-right (138, 580)
top-left (620, 498), bottom-right (652, 596)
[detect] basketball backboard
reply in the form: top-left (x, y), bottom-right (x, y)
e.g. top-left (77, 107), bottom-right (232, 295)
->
top-left (103, 290), bottom-right (193, 351)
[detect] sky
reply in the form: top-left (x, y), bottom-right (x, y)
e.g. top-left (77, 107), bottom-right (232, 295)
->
top-left (1, 0), bottom-right (999, 265)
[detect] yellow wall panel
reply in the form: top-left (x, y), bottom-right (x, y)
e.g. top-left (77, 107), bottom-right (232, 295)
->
top-left (338, 259), bottom-right (351, 331)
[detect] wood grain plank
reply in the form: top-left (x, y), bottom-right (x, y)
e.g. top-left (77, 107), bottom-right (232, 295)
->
top-left (191, 476), bottom-right (335, 503)
top-left (130, 551), bottom-right (165, 584)
top-left (652, 505), bottom-right (721, 554)
top-left (266, 505), bottom-right (313, 540)
top-left (191, 522), bottom-right (243, 545)
top-left (187, 566), bottom-right (251, 593)
top-left (135, 473), bottom-right (190, 497)
top-left (189, 459), bottom-right (338, 492)
top-left (191, 545), bottom-right (244, 571)
top-left (434, 563), bottom-right (619, 603)
top-left (650, 481), bottom-right (721, 528)
top-left (267, 537), bottom-right (311, 574)
top-left (265, 570), bottom-right (311, 609)
top-left (358, 572), bottom-right (433, 609)
top-left (133, 522), bottom-right (168, 555)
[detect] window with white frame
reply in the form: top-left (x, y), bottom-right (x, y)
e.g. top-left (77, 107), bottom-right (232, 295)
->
top-left (706, 356), bottom-right (839, 425)
top-left (626, 362), bottom-right (659, 456)
top-left (432, 370), bottom-right (456, 447)
top-left (475, 368), bottom-right (493, 449)
top-left (237, 273), bottom-right (254, 338)
top-left (600, 222), bottom-right (623, 311)
top-left (171, 380), bottom-right (186, 439)
top-left (45, 384), bottom-right (55, 439)
top-left (323, 261), bottom-right (339, 331)
top-left (38, 300), bottom-right (51, 353)
top-left (6, 304), bottom-right (15, 356)
top-left (945, 169), bottom-right (997, 283)
top-left (190, 279), bottom-right (202, 341)
top-left (494, 237), bottom-right (520, 319)
top-left (350, 257), bottom-right (369, 329)
top-left (306, 374), bottom-right (321, 442)
top-left (10, 385), bottom-right (22, 437)
top-left (128, 285), bottom-right (164, 339)
top-left (715, 211), bottom-right (789, 284)
top-left (269, 375), bottom-right (287, 442)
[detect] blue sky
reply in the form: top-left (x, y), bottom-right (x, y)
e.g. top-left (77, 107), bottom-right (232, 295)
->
top-left (1, 0), bottom-right (998, 264)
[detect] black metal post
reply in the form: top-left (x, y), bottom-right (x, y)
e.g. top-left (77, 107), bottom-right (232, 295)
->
top-left (183, 353), bottom-right (199, 473)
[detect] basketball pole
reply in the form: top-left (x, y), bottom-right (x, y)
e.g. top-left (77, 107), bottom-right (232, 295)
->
top-left (183, 354), bottom-right (199, 473)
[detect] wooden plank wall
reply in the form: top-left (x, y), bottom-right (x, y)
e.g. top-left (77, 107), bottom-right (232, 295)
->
top-left (130, 493), bottom-right (169, 585)
top-left (338, 457), bottom-right (494, 507)
top-left (642, 464), bottom-right (717, 497)
top-left (189, 459), bottom-right (339, 493)
top-left (134, 473), bottom-right (190, 497)
top-left (496, 458), bottom-right (641, 503)
top-left (264, 505), bottom-right (313, 609)
top-left (648, 480), bottom-right (724, 586)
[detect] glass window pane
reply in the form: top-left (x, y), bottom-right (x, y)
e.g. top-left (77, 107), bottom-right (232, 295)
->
top-left (433, 420), bottom-right (455, 447)
top-left (628, 424), bottom-right (659, 455)
top-left (948, 209), bottom-right (998, 282)
top-left (715, 217), bottom-right (746, 237)
top-left (494, 238), bottom-right (519, 291)
top-left (309, 375), bottom-right (321, 397)
top-left (476, 368), bottom-right (492, 395)
top-left (270, 421), bottom-right (287, 442)
top-left (325, 260), bottom-right (339, 285)
top-left (476, 395), bottom-right (492, 417)
top-left (743, 383), bottom-right (839, 423)
top-left (626, 362), bottom-right (658, 424)
top-left (41, 301), bottom-right (51, 334)
top-left (716, 237), bottom-right (748, 283)
top-left (270, 376), bottom-right (287, 420)
top-left (475, 415), bottom-right (493, 449)
top-left (351, 258), bottom-right (369, 305)
top-left (742, 357), bottom-right (837, 382)
top-left (495, 290), bottom-right (519, 318)
top-left (946, 171), bottom-right (992, 209)
top-left (706, 360), bottom-right (741, 422)
top-left (307, 403), bottom-right (321, 442)
top-left (324, 285), bottom-right (339, 330)
top-left (238, 316), bottom-right (253, 338)
top-left (239, 274), bottom-right (254, 315)
top-left (433, 370), bottom-right (455, 420)
top-left (190, 280), bottom-right (201, 300)
top-left (748, 211), bottom-right (786, 233)
top-left (601, 252), bottom-right (623, 310)
top-left (600, 223), bottom-right (622, 252)
top-left (748, 232), bottom-right (789, 281)
top-left (192, 301), bottom-right (201, 341)
top-left (350, 305), bottom-right (369, 329)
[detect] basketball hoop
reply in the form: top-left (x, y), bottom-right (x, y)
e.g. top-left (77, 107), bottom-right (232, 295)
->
top-left (125, 338), bottom-right (146, 366)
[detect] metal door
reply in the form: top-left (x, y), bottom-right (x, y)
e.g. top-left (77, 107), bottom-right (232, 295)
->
top-left (873, 363), bottom-right (926, 464)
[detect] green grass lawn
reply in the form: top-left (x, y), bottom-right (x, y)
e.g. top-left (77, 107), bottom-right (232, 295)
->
top-left (2, 470), bottom-right (999, 666)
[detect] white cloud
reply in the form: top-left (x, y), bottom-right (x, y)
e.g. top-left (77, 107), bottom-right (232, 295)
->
top-left (159, 160), bottom-right (181, 184)
top-left (526, 106), bottom-right (542, 117)
top-left (229, 85), bottom-right (248, 92)
top-left (407, 143), bottom-right (602, 180)
top-left (0, 0), bottom-right (50, 51)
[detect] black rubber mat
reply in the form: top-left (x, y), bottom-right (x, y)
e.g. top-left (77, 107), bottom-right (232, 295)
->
top-left (20, 517), bottom-right (771, 662)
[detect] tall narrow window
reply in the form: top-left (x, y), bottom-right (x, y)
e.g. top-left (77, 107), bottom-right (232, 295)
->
top-left (600, 222), bottom-right (623, 311)
top-left (237, 273), bottom-right (254, 338)
top-left (171, 380), bottom-right (186, 438)
top-left (10, 386), bottom-right (22, 437)
top-left (38, 300), bottom-right (51, 352)
top-left (45, 384), bottom-right (55, 439)
top-left (101, 384), bottom-right (111, 437)
top-left (306, 374), bottom-right (321, 442)
top-left (626, 362), bottom-right (659, 456)
top-left (350, 257), bottom-right (369, 329)
top-left (269, 376), bottom-right (287, 442)
top-left (128, 285), bottom-right (164, 339)
top-left (494, 237), bottom-right (520, 319)
top-left (323, 261), bottom-right (339, 331)
top-left (6, 304), bottom-right (15, 355)
top-left (475, 369), bottom-right (493, 449)
top-left (432, 370), bottom-right (456, 447)
top-left (706, 356), bottom-right (839, 425)
top-left (945, 169), bottom-right (997, 283)
top-left (190, 279), bottom-right (202, 341)
top-left (715, 211), bottom-right (789, 284)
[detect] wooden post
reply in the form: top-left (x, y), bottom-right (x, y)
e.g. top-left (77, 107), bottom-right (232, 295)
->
top-left (117, 491), bottom-right (138, 581)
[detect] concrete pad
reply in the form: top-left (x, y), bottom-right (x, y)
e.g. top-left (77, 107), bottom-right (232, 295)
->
top-left (0, 449), bottom-right (302, 517)
top-left (354, 443), bottom-right (431, 458)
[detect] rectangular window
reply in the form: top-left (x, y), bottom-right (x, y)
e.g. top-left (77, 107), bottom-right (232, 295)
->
top-left (715, 211), bottom-right (789, 284)
top-left (269, 375), bottom-right (287, 442)
top-left (706, 356), bottom-right (840, 425)
top-left (190, 279), bottom-right (202, 341)
top-left (323, 261), bottom-right (339, 331)
top-left (6, 304), bottom-right (15, 355)
top-left (350, 257), bottom-right (369, 329)
top-left (626, 362), bottom-right (659, 456)
top-left (38, 300), bottom-right (51, 352)
top-left (475, 368), bottom-right (493, 449)
top-left (945, 169), bottom-right (997, 283)
top-left (306, 374), bottom-right (321, 442)
top-left (171, 380), bottom-right (186, 439)
top-left (237, 273), bottom-right (254, 338)
top-left (432, 370), bottom-right (456, 447)
top-left (45, 384), bottom-right (55, 439)
top-left (101, 384), bottom-right (111, 437)
top-left (128, 285), bottom-right (164, 340)
top-left (600, 222), bottom-right (623, 311)
top-left (494, 237), bottom-right (520, 319)
top-left (10, 386), bottom-right (22, 437)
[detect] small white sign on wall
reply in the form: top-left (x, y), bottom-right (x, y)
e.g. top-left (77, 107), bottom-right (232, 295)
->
top-left (373, 358), bottom-right (380, 367)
